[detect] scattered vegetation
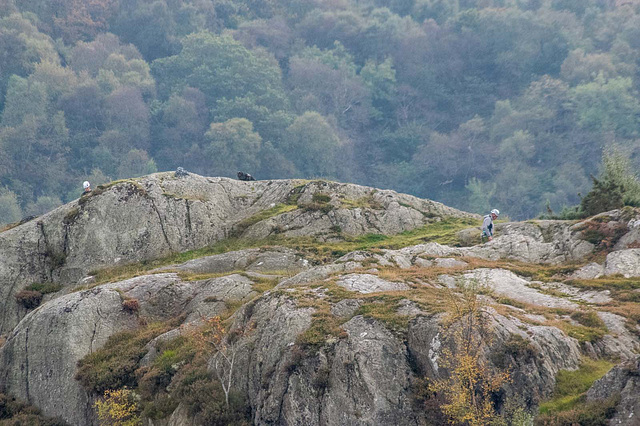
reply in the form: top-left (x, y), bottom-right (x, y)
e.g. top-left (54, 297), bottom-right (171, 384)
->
top-left (537, 358), bottom-right (616, 422)
top-left (298, 193), bottom-right (334, 213)
top-left (295, 297), bottom-right (347, 350)
top-left (0, 392), bottom-right (67, 426)
top-left (76, 321), bottom-right (178, 394)
top-left (231, 203), bottom-right (299, 237)
top-left (94, 388), bottom-right (141, 426)
top-left (491, 334), bottom-right (538, 369)
top-left (570, 310), bottom-right (606, 329)
top-left (339, 194), bottom-right (383, 210)
top-left (354, 296), bottom-right (409, 332)
top-left (14, 290), bottom-right (43, 310)
top-left (86, 217), bottom-right (479, 286)
top-left (122, 299), bottom-right (140, 314)
top-left (429, 278), bottom-right (512, 426)
top-left (574, 219), bottom-right (628, 250)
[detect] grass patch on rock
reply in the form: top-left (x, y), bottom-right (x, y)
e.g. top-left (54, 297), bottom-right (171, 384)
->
top-left (87, 217), bottom-right (479, 286)
top-left (355, 295), bottom-right (409, 332)
top-left (231, 203), bottom-right (299, 237)
top-left (537, 358), bottom-right (615, 417)
top-left (567, 275), bottom-right (640, 291)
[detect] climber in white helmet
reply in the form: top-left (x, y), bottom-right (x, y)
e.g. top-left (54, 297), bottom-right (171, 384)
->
top-left (482, 209), bottom-right (499, 243)
top-left (83, 181), bottom-right (91, 194)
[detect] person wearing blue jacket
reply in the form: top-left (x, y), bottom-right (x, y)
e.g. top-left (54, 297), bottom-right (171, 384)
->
top-left (482, 209), bottom-right (499, 242)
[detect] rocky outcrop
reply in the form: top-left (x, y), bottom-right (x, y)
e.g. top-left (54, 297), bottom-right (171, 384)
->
top-left (0, 174), bottom-right (473, 334)
top-left (0, 287), bottom-right (137, 426)
top-left (230, 294), bottom-right (420, 425)
top-left (0, 271), bottom-right (261, 424)
top-left (603, 249), bottom-right (640, 278)
top-left (587, 356), bottom-right (640, 425)
top-left (2, 175), bottom-right (640, 426)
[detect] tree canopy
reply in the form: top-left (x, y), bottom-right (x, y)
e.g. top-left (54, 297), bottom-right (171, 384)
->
top-left (2, 0), bottom-right (640, 224)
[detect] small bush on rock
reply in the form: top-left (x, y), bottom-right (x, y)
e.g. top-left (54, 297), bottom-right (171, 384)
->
top-left (15, 290), bottom-right (43, 310)
top-left (122, 299), bottom-right (140, 314)
top-left (94, 388), bottom-right (141, 426)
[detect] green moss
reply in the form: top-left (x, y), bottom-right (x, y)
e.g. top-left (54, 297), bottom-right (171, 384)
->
top-left (570, 310), bottom-right (606, 329)
top-left (340, 195), bottom-right (383, 210)
top-left (312, 193), bottom-right (331, 203)
top-left (567, 276), bottom-right (640, 291)
top-left (563, 323), bottom-right (607, 343)
top-left (535, 395), bottom-right (620, 426)
top-left (538, 358), bottom-right (615, 415)
top-left (296, 309), bottom-right (346, 350)
top-left (355, 296), bottom-right (409, 332)
top-left (63, 206), bottom-right (81, 225)
top-left (231, 203), bottom-right (299, 237)
top-left (89, 217), bottom-right (479, 286)
top-left (24, 282), bottom-right (63, 294)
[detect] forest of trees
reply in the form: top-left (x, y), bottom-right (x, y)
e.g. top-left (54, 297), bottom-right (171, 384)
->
top-left (1, 0), bottom-right (640, 224)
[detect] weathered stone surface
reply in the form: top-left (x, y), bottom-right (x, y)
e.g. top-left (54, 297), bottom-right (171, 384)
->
top-left (336, 274), bottom-right (409, 293)
top-left (603, 248), bottom-right (640, 277)
top-left (319, 316), bottom-right (419, 426)
top-left (230, 294), bottom-right (314, 424)
top-left (440, 269), bottom-right (579, 309)
top-left (0, 272), bottom-right (258, 425)
top-left (157, 248), bottom-right (310, 275)
top-left (569, 262), bottom-right (604, 280)
top-left (102, 273), bottom-right (257, 322)
top-left (388, 220), bottom-right (595, 265)
top-left (242, 181), bottom-right (477, 240)
top-left (587, 356), bottom-right (640, 425)
top-left (593, 312), bottom-right (640, 360)
top-left (331, 299), bottom-right (362, 318)
top-left (278, 261), bottom-right (363, 287)
top-left (434, 257), bottom-right (468, 268)
top-left (407, 310), bottom-right (581, 404)
top-left (534, 282), bottom-right (611, 304)
top-left (0, 174), bottom-right (473, 334)
top-left (0, 287), bottom-right (138, 426)
top-left (461, 221), bottom-right (594, 264)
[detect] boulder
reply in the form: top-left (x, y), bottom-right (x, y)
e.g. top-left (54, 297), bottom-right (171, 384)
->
top-left (0, 174), bottom-right (472, 334)
top-left (336, 274), bottom-right (409, 293)
top-left (587, 356), bottom-right (640, 425)
top-left (603, 249), bottom-right (640, 278)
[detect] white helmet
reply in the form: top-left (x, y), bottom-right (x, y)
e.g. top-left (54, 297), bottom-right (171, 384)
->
top-left (491, 209), bottom-right (500, 216)
top-left (83, 181), bottom-right (90, 189)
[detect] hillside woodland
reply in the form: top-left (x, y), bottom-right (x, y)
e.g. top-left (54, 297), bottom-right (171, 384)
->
top-left (2, 0), bottom-right (640, 222)
top-left (0, 174), bottom-right (640, 425)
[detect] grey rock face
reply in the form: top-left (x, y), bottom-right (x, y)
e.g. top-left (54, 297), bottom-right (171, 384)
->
top-left (232, 295), bottom-right (420, 426)
top-left (440, 268), bottom-right (579, 309)
top-left (0, 287), bottom-right (138, 425)
top-left (0, 174), bottom-right (472, 334)
top-left (407, 311), bottom-right (582, 404)
top-left (0, 271), bottom-right (259, 425)
top-left (156, 248), bottom-right (310, 275)
top-left (434, 257), bottom-right (468, 268)
top-left (336, 273), bottom-right (409, 293)
top-left (462, 221), bottom-right (594, 264)
top-left (570, 262), bottom-right (604, 280)
top-left (603, 249), bottom-right (640, 278)
top-left (587, 356), bottom-right (640, 425)
top-left (319, 316), bottom-right (419, 426)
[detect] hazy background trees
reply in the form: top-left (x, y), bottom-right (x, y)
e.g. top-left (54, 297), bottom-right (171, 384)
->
top-left (2, 0), bottom-right (640, 225)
